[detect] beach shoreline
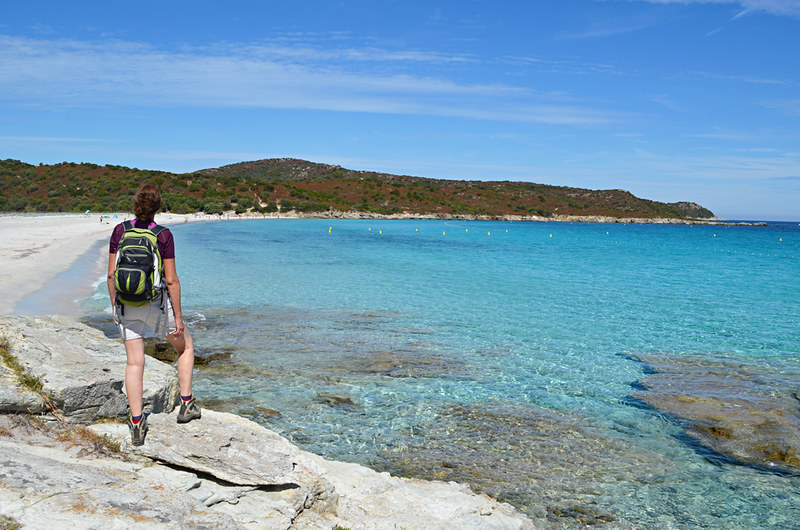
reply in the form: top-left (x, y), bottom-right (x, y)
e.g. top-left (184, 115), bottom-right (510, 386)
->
top-left (0, 212), bottom-right (218, 316)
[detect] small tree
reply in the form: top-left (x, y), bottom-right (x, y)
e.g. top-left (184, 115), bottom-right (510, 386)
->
top-left (203, 200), bottom-right (225, 215)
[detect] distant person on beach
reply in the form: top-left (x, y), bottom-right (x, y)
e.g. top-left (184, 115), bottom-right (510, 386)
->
top-left (107, 183), bottom-right (200, 446)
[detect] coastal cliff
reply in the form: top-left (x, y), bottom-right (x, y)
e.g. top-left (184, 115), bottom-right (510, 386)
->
top-left (0, 316), bottom-right (534, 529)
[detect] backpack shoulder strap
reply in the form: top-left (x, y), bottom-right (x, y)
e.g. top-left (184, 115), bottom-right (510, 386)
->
top-left (122, 220), bottom-right (164, 237)
top-left (150, 224), bottom-right (167, 280)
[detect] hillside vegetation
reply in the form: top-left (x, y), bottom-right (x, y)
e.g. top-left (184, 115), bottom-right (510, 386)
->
top-left (0, 157), bottom-right (715, 219)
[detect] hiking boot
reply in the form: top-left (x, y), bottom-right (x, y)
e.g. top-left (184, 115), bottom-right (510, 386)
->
top-left (177, 396), bottom-right (201, 424)
top-left (129, 415), bottom-right (148, 446)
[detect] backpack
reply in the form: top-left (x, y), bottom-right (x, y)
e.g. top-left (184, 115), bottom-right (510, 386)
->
top-left (114, 220), bottom-right (167, 306)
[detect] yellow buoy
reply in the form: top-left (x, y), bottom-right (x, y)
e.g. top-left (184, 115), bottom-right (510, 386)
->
top-left (443, 231), bottom-right (446, 236)
top-left (379, 230), bottom-right (382, 235)
top-left (488, 232), bottom-right (491, 236)
top-left (780, 238), bottom-right (783, 242)
top-left (549, 234), bottom-right (552, 238)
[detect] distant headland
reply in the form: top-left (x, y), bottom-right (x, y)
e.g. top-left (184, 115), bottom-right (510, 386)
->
top-left (0, 157), bottom-right (750, 224)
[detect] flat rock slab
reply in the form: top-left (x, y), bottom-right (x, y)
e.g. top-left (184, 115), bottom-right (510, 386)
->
top-left (0, 316), bottom-right (178, 421)
top-left (0, 439), bottom-right (241, 529)
top-left (626, 352), bottom-right (800, 473)
top-left (97, 409), bottom-right (308, 486)
top-left (319, 457), bottom-right (536, 530)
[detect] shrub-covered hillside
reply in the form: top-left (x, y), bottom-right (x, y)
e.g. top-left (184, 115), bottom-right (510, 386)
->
top-left (0, 158), bottom-right (715, 219)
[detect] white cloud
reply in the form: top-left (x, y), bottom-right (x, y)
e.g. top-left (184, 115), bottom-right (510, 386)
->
top-left (0, 35), bottom-right (622, 127)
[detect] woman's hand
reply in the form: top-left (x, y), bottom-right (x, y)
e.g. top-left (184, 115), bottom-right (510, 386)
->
top-left (172, 315), bottom-right (185, 337)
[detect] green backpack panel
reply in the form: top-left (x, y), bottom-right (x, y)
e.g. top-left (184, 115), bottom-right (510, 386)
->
top-left (114, 220), bottom-right (166, 306)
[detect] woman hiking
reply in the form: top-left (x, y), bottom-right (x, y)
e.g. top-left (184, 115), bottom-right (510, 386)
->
top-left (107, 183), bottom-right (200, 446)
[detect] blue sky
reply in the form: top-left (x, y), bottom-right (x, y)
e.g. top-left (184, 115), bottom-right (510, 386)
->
top-left (1, 1), bottom-right (799, 220)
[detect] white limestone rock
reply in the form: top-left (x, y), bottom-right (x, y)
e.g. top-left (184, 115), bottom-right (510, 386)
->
top-left (0, 361), bottom-right (44, 413)
top-left (313, 457), bottom-right (535, 530)
top-left (0, 315), bottom-right (178, 420)
top-left (134, 409), bottom-right (310, 486)
top-left (0, 439), bottom-right (242, 529)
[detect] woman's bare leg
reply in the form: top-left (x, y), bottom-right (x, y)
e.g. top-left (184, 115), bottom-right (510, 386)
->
top-left (166, 328), bottom-right (195, 397)
top-left (124, 338), bottom-right (146, 417)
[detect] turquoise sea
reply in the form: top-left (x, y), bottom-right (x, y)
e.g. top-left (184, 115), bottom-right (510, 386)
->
top-left (83, 219), bottom-right (800, 528)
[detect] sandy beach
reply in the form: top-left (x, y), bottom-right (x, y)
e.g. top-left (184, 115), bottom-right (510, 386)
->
top-left (0, 213), bottom-right (200, 316)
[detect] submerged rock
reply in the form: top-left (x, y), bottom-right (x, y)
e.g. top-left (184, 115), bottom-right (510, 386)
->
top-left (625, 352), bottom-right (800, 473)
top-left (349, 348), bottom-right (471, 379)
top-left (144, 337), bottom-right (233, 365)
top-left (381, 401), bottom-right (674, 527)
top-left (547, 502), bottom-right (616, 525)
top-left (143, 337), bottom-right (177, 363)
top-left (314, 392), bottom-right (361, 411)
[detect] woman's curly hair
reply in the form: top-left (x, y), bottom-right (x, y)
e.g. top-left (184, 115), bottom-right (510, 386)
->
top-left (133, 184), bottom-right (162, 221)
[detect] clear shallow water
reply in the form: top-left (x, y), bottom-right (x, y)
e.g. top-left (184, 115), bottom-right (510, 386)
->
top-left (84, 219), bottom-right (800, 528)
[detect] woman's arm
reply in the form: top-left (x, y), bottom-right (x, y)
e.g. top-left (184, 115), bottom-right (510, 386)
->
top-left (163, 258), bottom-right (185, 336)
top-left (107, 252), bottom-right (117, 306)
top-left (107, 223), bottom-right (124, 311)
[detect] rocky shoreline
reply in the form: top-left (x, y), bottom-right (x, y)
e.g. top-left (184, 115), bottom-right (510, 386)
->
top-left (4, 316), bottom-right (798, 528)
top-left (0, 316), bottom-right (534, 529)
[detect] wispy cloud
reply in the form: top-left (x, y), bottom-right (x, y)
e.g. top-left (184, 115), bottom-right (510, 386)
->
top-left (689, 129), bottom-right (763, 142)
top-left (678, 69), bottom-right (793, 87)
top-left (553, 11), bottom-right (659, 40)
top-left (502, 54), bottom-right (624, 78)
top-left (553, 22), bottom-right (652, 40)
top-left (225, 41), bottom-right (475, 66)
top-left (0, 135), bottom-right (121, 144)
top-left (649, 94), bottom-right (688, 112)
top-left (0, 35), bottom-right (622, 127)
top-left (761, 99), bottom-right (800, 116)
top-left (628, 148), bottom-right (800, 183)
top-left (630, 0), bottom-right (800, 19)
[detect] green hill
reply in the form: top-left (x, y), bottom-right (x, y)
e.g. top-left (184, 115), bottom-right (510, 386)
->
top-left (0, 157), bottom-right (715, 219)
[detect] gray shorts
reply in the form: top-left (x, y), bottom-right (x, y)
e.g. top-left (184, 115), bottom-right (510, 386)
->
top-left (116, 296), bottom-right (176, 341)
